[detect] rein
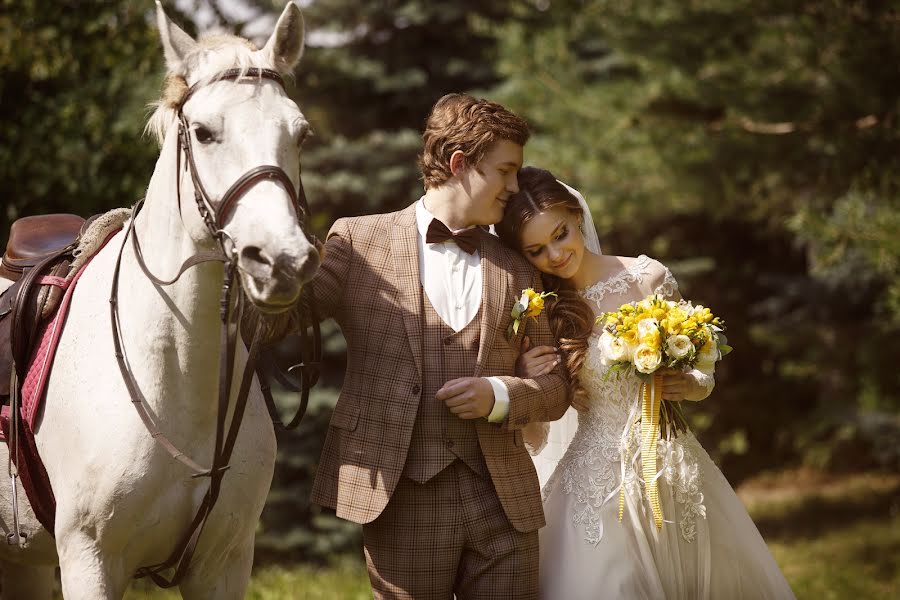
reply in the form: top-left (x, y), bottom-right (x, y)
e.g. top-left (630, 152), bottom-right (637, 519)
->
top-left (108, 67), bottom-right (320, 588)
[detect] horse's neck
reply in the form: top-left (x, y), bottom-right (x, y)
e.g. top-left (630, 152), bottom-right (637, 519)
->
top-left (116, 131), bottom-right (226, 425)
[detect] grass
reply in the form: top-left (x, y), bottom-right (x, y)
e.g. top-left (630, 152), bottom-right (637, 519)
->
top-left (737, 469), bottom-right (900, 600)
top-left (78, 469), bottom-right (900, 599)
top-left (123, 558), bottom-right (370, 599)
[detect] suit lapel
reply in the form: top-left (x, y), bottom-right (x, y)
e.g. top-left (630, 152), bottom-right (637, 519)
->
top-left (474, 232), bottom-right (510, 377)
top-left (391, 204), bottom-right (424, 379)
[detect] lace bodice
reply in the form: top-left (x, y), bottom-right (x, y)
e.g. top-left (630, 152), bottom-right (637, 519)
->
top-left (546, 255), bottom-right (708, 545)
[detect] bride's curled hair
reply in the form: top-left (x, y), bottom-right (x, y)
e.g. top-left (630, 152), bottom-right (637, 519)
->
top-left (496, 167), bottom-right (595, 404)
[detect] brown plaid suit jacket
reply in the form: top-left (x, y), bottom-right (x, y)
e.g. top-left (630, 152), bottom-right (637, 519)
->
top-left (309, 203), bottom-right (569, 533)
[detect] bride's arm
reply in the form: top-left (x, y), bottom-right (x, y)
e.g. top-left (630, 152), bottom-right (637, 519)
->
top-left (650, 259), bottom-right (716, 402)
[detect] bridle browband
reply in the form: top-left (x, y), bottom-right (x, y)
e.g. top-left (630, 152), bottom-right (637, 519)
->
top-left (108, 67), bottom-right (320, 588)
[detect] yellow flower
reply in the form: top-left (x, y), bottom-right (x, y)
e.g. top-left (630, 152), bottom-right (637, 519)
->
top-left (669, 307), bottom-right (687, 325)
top-left (507, 288), bottom-right (556, 339)
top-left (524, 294), bottom-right (545, 318)
top-left (641, 330), bottom-right (662, 351)
top-left (621, 329), bottom-right (639, 346)
top-left (696, 307), bottom-right (714, 324)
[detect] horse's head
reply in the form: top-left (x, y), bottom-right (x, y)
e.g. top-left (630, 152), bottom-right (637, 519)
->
top-left (152, 1), bottom-right (318, 314)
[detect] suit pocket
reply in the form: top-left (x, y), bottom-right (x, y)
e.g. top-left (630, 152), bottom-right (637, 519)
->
top-left (329, 405), bottom-right (360, 432)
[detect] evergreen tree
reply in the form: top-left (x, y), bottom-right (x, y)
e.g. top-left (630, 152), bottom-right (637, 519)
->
top-left (488, 0), bottom-right (900, 479)
top-left (0, 0), bottom-right (190, 241)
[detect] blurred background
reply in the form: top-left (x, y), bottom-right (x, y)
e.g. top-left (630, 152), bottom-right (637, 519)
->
top-left (1, 0), bottom-right (898, 597)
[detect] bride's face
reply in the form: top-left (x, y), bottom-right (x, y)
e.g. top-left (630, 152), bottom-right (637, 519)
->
top-left (519, 206), bottom-right (585, 281)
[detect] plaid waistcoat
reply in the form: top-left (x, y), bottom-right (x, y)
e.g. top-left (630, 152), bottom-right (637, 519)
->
top-left (402, 294), bottom-right (488, 483)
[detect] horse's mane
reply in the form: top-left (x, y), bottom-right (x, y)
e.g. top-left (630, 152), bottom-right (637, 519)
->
top-left (145, 34), bottom-right (262, 146)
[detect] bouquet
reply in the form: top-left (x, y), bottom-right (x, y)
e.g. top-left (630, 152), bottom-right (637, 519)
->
top-left (596, 294), bottom-right (730, 529)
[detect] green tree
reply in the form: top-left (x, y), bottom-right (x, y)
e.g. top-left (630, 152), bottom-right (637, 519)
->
top-left (488, 0), bottom-right (900, 479)
top-left (0, 0), bottom-right (186, 243)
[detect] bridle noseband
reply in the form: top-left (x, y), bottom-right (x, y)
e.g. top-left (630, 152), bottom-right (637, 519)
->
top-left (108, 67), bottom-right (320, 588)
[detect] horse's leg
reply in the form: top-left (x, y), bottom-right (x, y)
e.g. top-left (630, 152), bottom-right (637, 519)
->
top-left (56, 532), bottom-right (129, 600)
top-left (179, 538), bottom-right (254, 600)
top-left (0, 560), bottom-right (57, 599)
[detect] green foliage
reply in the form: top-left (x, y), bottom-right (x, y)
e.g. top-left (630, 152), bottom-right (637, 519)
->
top-left (0, 0), bottom-right (174, 243)
top-left (487, 0), bottom-right (900, 477)
top-left (285, 0), bottom-right (514, 225)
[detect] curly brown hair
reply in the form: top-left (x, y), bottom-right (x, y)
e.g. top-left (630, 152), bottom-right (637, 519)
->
top-left (418, 93), bottom-right (530, 189)
top-left (497, 167), bottom-right (595, 404)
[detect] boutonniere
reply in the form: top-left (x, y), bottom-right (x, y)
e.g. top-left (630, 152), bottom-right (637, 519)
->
top-left (507, 288), bottom-right (557, 340)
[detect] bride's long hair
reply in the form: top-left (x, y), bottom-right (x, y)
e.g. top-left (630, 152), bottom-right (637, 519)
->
top-left (496, 167), bottom-right (595, 404)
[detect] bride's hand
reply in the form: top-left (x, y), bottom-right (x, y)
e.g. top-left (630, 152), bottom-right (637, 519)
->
top-left (659, 368), bottom-right (691, 401)
top-left (515, 336), bottom-right (560, 379)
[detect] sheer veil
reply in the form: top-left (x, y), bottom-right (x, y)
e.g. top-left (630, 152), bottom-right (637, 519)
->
top-left (529, 180), bottom-right (601, 489)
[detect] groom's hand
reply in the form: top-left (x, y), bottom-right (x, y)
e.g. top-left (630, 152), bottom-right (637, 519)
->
top-left (436, 377), bottom-right (495, 420)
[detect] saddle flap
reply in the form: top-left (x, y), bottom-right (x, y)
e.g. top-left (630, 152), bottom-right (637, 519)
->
top-left (1, 214), bottom-right (85, 280)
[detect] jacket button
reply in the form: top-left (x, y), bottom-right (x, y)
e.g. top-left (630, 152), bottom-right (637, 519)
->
top-left (443, 337), bottom-right (452, 346)
top-left (412, 384), bottom-right (421, 395)
top-left (446, 439), bottom-right (455, 448)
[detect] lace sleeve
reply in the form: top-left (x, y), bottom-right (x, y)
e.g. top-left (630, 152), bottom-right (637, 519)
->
top-left (522, 421), bottom-right (550, 455)
top-left (653, 267), bottom-right (680, 299)
top-left (683, 361), bottom-right (715, 401)
top-left (652, 263), bottom-right (715, 400)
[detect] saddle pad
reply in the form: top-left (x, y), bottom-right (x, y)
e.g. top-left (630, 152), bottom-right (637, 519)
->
top-left (0, 227), bottom-right (120, 534)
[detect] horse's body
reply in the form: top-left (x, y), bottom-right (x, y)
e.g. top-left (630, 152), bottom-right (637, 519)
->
top-left (0, 3), bottom-right (315, 598)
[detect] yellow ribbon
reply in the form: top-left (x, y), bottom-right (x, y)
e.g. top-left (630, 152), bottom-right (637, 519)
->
top-left (617, 374), bottom-right (664, 530)
top-left (641, 374), bottom-right (664, 530)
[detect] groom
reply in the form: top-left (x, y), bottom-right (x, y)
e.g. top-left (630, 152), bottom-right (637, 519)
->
top-left (307, 93), bottom-right (569, 599)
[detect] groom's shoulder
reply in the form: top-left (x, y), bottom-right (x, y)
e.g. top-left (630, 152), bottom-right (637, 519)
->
top-left (487, 234), bottom-right (539, 277)
top-left (328, 205), bottom-right (413, 239)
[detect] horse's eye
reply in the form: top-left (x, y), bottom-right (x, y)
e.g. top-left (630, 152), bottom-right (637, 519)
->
top-left (297, 127), bottom-right (314, 148)
top-left (194, 126), bottom-right (214, 144)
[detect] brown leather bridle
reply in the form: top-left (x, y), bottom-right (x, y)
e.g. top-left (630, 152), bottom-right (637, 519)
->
top-left (108, 67), bottom-right (320, 588)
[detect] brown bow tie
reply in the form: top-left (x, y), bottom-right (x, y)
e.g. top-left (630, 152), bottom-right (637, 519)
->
top-left (425, 219), bottom-right (480, 255)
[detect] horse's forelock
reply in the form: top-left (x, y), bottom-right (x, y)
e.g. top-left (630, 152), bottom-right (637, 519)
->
top-left (145, 34), bottom-right (266, 146)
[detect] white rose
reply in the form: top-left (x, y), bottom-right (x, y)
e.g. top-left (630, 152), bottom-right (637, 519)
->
top-left (597, 331), bottom-right (625, 366)
top-left (622, 338), bottom-right (638, 360)
top-left (607, 335), bottom-right (629, 362)
top-left (637, 318), bottom-right (659, 338)
top-left (634, 344), bottom-right (662, 374)
top-left (666, 334), bottom-right (693, 360)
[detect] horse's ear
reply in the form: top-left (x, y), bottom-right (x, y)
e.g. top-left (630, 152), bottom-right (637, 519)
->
top-left (155, 0), bottom-right (198, 72)
top-left (263, 2), bottom-right (305, 74)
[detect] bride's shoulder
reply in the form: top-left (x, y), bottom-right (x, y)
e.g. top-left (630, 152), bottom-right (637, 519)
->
top-left (599, 254), bottom-right (675, 294)
top-left (639, 256), bottom-right (679, 296)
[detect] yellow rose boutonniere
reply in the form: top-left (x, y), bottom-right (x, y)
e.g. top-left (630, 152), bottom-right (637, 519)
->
top-left (507, 288), bottom-right (556, 340)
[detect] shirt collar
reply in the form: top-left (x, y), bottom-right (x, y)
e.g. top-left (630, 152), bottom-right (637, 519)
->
top-left (416, 198), bottom-right (482, 240)
top-left (415, 197), bottom-right (434, 240)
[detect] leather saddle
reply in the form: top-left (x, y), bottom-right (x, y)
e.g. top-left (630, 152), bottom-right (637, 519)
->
top-left (0, 214), bottom-right (88, 399)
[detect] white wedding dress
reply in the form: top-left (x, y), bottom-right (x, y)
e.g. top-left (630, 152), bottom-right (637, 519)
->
top-left (535, 255), bottom-right (794, 600)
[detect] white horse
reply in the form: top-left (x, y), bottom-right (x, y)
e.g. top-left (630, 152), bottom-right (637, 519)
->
top-left (0, 2), bottom-right (317, 597)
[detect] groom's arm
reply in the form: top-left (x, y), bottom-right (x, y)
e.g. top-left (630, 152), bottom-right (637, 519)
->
top-left (300, 217), bottom-right (354, 325)
top-left (491, 272), bottom-right (569, 429)
top-left (436, 272), bottom-right (569, 428)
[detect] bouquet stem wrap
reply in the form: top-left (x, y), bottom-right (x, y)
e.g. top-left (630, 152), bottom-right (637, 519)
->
top-left (641, 374), bottom-right (664, 530)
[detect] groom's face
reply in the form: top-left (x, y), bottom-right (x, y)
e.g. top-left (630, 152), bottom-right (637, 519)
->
top-left (459, 139), bottom-right (523, 226)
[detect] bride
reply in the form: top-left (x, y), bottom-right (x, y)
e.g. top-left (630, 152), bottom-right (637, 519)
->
top-left (496, 167), bottom-right (794, 599)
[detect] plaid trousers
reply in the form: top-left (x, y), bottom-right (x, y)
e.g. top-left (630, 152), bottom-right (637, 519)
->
top-left (363, 461), bottom-right (539, 600)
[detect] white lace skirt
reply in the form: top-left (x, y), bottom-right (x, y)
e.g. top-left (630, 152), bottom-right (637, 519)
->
top-left (538, 434), bottom-right (795, 600)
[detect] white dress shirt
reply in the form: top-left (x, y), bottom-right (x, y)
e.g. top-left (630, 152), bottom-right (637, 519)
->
top-left (415, 200), bottom-right (509, 422)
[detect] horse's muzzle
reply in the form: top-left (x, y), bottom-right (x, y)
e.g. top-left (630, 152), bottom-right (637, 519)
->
top-left (238, 244), bottom-right (319, 313)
